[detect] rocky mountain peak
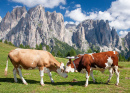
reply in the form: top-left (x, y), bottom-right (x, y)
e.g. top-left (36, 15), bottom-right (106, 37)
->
top-left (46, 11), bottom-right (51, 17)
top-left (125, 32), bottom-right (130, 48)
top-left (11, 6), bottom-right (27, 20)
top-left (28, 5), bottom-right (45, 14)
top-left (28, 5), bottom-right (46, 22)
top-left (5, 12), bottom-right (11, 19)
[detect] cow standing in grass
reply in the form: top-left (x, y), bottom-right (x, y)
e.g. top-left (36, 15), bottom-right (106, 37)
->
top-left (65, 51), bottom-right (121, 87)
top-left (5, 48), bottom-right (68, 86)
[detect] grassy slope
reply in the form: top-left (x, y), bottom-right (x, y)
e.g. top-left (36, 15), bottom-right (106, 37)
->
top-left (0, 42), bottom-right (130, 93)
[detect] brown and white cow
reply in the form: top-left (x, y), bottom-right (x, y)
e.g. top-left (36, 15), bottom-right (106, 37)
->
top-left (5, 48), bottom-right (68, 86)
top-left (65, 51), bottom-right (120, 87)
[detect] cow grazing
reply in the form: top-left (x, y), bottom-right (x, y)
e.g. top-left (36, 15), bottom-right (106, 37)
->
top-left (5, 48), bottom-right (68, 86)
top-left (65, 51), bottom-right (120, 87)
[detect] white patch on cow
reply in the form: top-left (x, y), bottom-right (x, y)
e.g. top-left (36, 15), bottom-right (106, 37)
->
top-left (65, 66), bottom-right (75, 73)
top-left (60, 63), bottom-right (65, 70)
top-left (5, 59), bottom-right (8, 72)
top-left (105, 57), bottom-right (113, 69)
top-left (13, 68), bottom-right (17, 82)
top-left (40, 69), bottom-right (44, 85)
top-left (89, 54), bottom-right (94, 60)
top-left (56, 68), bottom-right (68, 78)
top-left (113, 51), bottom-right (116, 54)
top-left (32, 63), bottom-right (33, 64)
top-left (90, 70), bottom-right (95, 83)
top-left (107, 68), bottom-right (113, 83)
top-left (17, 68), bottom-right (27, 85)
top-left (43, 67), bottom-right (54, 82)
top-left (114, 66), bottom-right (119, 85)
top-left (85, 71), bottom-right (90, 86)
top-left (43, 67), bottom-right (49, 73)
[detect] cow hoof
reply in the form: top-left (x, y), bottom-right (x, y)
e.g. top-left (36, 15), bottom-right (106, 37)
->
top-left (41, 84), bottom-right (45, 86)
top-left (85, 84), bottom-right (88, 87)
top-left (14, 81), bottom-right (18, 83)
top-left (115, 84), bottom-right (118, 86)
top-left (51, 81), bottom-right (54, 83)
top-left (106, 82), bottom-right (109, 84)
top-left (24, 83), bottom-right (28, 85)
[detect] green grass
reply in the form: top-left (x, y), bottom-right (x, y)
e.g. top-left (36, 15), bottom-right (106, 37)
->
top-left (0, 42), bottom-right (130, 93)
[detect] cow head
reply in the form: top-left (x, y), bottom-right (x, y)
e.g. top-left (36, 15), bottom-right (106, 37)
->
top-left (65, 59), bottom-right (76, 73)
top-left (56, 62), bottom-right (68, 78)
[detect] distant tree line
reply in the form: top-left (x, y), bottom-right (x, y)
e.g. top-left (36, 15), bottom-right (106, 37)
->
top-left (1, 39), bottom-right (130, 61)
top-left (0, 39), bottom-right (15, 46)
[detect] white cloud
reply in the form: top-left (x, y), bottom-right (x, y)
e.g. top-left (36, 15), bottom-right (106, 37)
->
top-left (64, 21), bottom-right (74, 25)
top-left (64, 21), bottom-right (79, 25)
top-left (65, 8), bottom-right (87, 22)
top-left (65, 0), bottom-right (130, 30)
top-left (75, 4), bottom-right (81, 8)
top-left (13, 5), bottom-right (22, 8)
top-left (10, 0), bottom-right (66, 8)
top-left (119, 31), bottom-right (129, 38)
top-left (60, 5), bottom-right (66, 10)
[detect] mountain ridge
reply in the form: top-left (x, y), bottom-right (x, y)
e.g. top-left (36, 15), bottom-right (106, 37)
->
top-left (0, 5), bottom-right (129, 57)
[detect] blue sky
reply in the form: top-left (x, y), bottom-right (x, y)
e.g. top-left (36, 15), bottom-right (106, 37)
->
top-left (0, 0), bottom-right (130, 37)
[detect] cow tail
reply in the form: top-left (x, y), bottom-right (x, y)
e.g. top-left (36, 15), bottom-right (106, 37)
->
top-left (5, 55), bottom-right (9, 76)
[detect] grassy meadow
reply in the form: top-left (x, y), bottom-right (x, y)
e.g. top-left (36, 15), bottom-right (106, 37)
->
top-left (0, 42), bottom-right (130, 93)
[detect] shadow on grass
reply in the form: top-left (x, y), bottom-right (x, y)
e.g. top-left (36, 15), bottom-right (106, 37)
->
top-left (0, 78), bottom-right (39, 84)
top-left (45, 81), bottom-right (110, 86)
top-left (0, 78), bottom-right (110, 86)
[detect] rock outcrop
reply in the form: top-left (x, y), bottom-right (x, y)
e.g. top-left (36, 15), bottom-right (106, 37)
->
top-left (0, 6), bottom-right (27, 39)
top-left (125, 32), bottom-right (130, 48)
top-left (1, 5), bottom-right (65, 48)
top-left (66, 19), bottom-right (128, 52)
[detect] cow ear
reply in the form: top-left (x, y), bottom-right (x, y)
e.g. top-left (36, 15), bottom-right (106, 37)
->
top-left (69, 59), bottom-right (72, 62)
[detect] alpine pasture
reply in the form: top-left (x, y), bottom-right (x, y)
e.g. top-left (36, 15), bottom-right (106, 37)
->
top-left (0, 42), bottom-right (130, 93)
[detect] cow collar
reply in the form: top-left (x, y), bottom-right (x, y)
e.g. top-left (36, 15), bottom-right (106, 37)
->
top-left (72, 61), bottom-right (78, 72)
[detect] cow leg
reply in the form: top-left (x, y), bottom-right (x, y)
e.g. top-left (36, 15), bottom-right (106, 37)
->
top-left (85, 68), bottom-right (90, 87)
top-left (13, 68), bottom-right (18, 83)
top-left (39, 67), bottom-right (45, 86)
top-left (44, 68), bottom-right (54, 83)
top-left (114, 66), bottom-right (119, 86)
top-left (90, 70), bottom-right (95, 83)
top-left (17, 68), bottom-right (28, 85)
top-left (48, 72), bottom-right (54, 83)
top-left (107, 67), bottom-right (114, 84)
